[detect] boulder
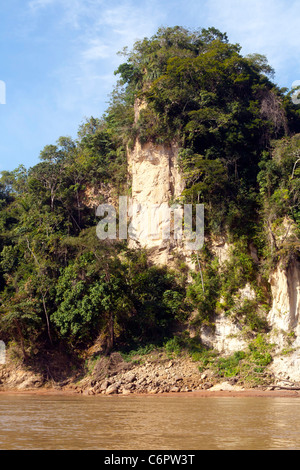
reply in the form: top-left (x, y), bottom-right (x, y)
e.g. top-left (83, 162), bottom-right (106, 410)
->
top-left (106, 382), bottom-right (121, 395)
top-left (126, 373), bottom-right (137, 383)
top-left (99, 379), bottom-right (111, 392)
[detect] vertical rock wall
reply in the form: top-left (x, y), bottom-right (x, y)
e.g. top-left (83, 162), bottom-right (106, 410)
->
top-left (268, 259), bottom-right (300, 334)
top-left (127, 100), bottom-right (185, 265)
top-left (127, 102), bottom-right (300, 381)
top-left (127, 139), bottom-right (185, 264)
top-left (267, 258), bottom-right (300, 381)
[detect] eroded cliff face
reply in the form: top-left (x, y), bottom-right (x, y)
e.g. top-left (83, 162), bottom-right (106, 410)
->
top-left (268, 259), bottom-right (300, 334)
top-left (267, 258), bottom-right (300, 381)
top-left (127, 136), bottom-right (255, 353)
top-left (199, 315), bottom-right (248, 354)
top-left (127, 139), bottom-right (185, 264)
top-left (127, 102), bottom-right (300, 382)
top-left (128, 139), bottom-right (183, 207)
top-left (207, 242), bottom-right (300, 380)
top-left (127, 100), bottom-right (187, 265)
top-left (129, 100), bottom-right (183, 206)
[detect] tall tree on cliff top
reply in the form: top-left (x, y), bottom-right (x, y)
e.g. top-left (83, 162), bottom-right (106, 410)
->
top-left (114, 26), bottom-right (300, 233)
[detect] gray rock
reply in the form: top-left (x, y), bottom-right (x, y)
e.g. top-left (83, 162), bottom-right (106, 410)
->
top-left (126, 373), bottom-right (137, 383)
top-left (123, 383), bottom-right (135, 391)
top-left (99, 379), bottom-right (111, 391)
top-left (166, 361), bottom-right (173, 369)
top-left (106, 382), bottom-right (121, 395)
top-left (202, 382), bottom-right (212, 390)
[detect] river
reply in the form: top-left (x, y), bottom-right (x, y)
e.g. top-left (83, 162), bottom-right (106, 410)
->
top-left (0, 393), bottom-right (300, 450)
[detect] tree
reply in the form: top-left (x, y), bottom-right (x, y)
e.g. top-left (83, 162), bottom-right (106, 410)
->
top-left (29, 145), bottom-right (65, 211)
top-left (52, 253), bottom-right (133, 351)
top-left (0, 288), bottom-right (42, 360)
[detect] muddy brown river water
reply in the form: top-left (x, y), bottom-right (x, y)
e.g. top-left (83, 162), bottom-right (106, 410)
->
top-left (0, 393), bottom-right (300, 450)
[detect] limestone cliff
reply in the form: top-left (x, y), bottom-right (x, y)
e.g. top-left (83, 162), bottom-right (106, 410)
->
top-left (267, 258), bottom-right (300, 381)
top-left (127, 103), bottom-right (300, 383)
top-left (126, 132), bottom-right (255, 354)
top-left (127, 102), bottom-right (185, 265)
top-left (268, 259), bottom-right (300, 335)
top-left (204, 230), bottom-right (300, 381)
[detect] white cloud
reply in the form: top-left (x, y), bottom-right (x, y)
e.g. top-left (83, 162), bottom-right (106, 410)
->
top-left (31, 0), bottom-right (166, 116)
top-left (3, 0), bottom-right (299, 173)
top-left (28, 0), bottom-right (105, 29)
top-left (28, 0), bottom-right (58, 11)
top-left (81, 40), bottom-right (111, 61)
top-left (24, 0), bottom-right (300, 112)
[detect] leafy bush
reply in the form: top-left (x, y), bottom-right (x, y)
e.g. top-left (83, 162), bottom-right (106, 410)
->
top-left (215, 351), bottom-right (247, 377)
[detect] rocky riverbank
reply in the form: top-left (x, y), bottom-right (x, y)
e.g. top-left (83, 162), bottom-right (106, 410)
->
top-left (0, 350), bottom-right (239, 394)
top-left (64, 351), bottom-right (296, 396)
top-left (75, 351), bottom-right (221, 396)
top-left (1, 348), bottom-right (300, 396)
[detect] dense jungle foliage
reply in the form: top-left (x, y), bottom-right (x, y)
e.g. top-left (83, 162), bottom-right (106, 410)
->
top-left (0, 26), bottom-right (300, 360)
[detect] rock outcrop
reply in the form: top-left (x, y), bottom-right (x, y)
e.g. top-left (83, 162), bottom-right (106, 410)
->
top-left (127, 100), bottom-right (191, 265)
top-left (127, 102), bottom-right (300, 383)
top-left (267, 258), bottom-right (300, 381)
top-left (268, 258), bottom-right (300, 335)
top-left (200, 315), bottom-right (248, 354)
top-left (127, 139), bottom-right (185, 265)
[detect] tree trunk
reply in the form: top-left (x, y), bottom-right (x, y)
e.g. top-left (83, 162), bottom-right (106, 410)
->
top-left (109, 312), bottom-right (114, 350)
top-left (15, 320), bottom-right (27, 361)
top-left (196, 253), bottom-right (205, 293)
top-left (42, 292), bottom-right (52, 345)
top-left (105, 312), bottom-right (115, 355)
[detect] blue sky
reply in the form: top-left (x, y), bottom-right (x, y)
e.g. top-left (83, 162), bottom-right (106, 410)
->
top-left (1, 0), bottom-right (300, 172)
